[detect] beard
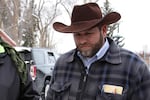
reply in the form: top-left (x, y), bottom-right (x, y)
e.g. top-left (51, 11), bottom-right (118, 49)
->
top-left (80, 50), bottom-right (92, 57)
top-left (78, 45), bottom-right (100, 57)
top-left (77, 38), bottom-right (104, 57)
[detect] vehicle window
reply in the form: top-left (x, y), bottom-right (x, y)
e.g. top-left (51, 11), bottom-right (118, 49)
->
top-left (48, 52), bottom-right (56, 64)
top-left (18, 51), bottom-right (32, 62)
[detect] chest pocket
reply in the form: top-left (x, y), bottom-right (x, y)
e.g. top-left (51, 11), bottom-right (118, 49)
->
top-left (51, 81), bottom-right (71, 100)
top-left (96, 86), bottom-right (127, 100)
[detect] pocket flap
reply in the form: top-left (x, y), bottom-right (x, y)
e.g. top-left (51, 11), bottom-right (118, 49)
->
top-left (51, 82), bottom-right (71, 92)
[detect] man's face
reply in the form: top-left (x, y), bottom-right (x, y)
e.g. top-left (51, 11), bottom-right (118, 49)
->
top-left (73, 26), bottom-right (107, 57)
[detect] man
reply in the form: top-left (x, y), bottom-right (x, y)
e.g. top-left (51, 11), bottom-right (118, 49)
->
top-left (46, 2), bottom-right (150, 100)
top-left (0, 30), bottom-right (39, 100)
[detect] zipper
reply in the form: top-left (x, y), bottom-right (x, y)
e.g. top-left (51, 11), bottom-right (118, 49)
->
top-left (77, 66), bottom-right (88, 100)
top-left (83, 74), bottom-right (87, 82)
top-left (75, 55), bottom-right (88, 100)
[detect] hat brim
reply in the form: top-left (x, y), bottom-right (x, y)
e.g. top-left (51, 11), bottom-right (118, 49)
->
top-left (53, 12), bottom-right (121, 33)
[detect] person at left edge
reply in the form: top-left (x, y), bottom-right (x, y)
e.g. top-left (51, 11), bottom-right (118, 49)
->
top-left (0, 30), bottom-right (40, 100)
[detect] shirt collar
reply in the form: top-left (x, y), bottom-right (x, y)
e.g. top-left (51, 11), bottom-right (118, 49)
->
top-left (66, 37), bottom-right (121, 65)
top-left (96, 38), bottom-right (109, 60)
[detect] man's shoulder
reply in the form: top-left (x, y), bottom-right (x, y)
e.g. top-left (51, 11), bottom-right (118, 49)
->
top-left (120, 48), bottom-right (147, 66)
top-left (120, 48), bottom-right (140, 59)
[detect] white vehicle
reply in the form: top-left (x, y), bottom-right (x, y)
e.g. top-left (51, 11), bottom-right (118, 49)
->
top-left (15, 47), bottom-right (58, 100)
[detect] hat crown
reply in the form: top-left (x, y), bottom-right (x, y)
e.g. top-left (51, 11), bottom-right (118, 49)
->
top-left (53, 3), bottom-right (121, 33)
top-left (71, 3), bottom-right (102, 23)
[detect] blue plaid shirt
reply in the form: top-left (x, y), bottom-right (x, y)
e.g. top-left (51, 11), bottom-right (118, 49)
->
top-left (46, 37), bottom-right (150, 100)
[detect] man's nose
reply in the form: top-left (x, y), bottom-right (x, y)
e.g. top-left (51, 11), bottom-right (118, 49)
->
top-left (78, 36), bottom-right (87, 44)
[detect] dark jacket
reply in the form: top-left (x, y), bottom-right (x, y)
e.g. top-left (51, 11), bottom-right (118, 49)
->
top-left (46, 38), bottom-right (150, 100)
top-left (0, 52), bottom-right (39, 100)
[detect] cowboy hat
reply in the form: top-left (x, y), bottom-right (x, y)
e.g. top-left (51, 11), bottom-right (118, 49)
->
top-left (53, 2), bottom-right (121, 33)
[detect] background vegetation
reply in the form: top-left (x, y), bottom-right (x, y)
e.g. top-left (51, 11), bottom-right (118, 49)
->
top-left (0, 0), bottom-right (124, 50)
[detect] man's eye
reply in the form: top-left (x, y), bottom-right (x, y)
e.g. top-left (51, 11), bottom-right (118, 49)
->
top-left (86, 32), bottom-right (92, 35)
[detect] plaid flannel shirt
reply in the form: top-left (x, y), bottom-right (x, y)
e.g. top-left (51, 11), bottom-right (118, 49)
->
top-left (46, 37), bottom-right (150, 100)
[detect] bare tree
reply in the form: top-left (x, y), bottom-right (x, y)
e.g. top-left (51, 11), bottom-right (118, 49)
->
top-left (0, 0), bottom-right (37, 47)
top-left (19, 0), bottom-right (36, 47)
top-left (0, 0), bottom-right (78, 49)
top-left (0, 0), bottom-right (20, 45)
top-left (33, 0), bottom-right (59, 48)
top-left (33, 0), bottom-right (77, 48)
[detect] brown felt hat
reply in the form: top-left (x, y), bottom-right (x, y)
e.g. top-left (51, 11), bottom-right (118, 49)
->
top-left (53, 2), bottom-right (121, 33)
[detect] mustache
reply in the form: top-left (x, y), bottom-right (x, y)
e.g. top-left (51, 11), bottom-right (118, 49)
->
top-left (77, 44), bottom-right (90, 48)
top-left (77, 43), bottom-right (90, 47)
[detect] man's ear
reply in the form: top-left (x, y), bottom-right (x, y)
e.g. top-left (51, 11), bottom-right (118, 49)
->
top-left (101, 25), bottom-right (107, 38)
